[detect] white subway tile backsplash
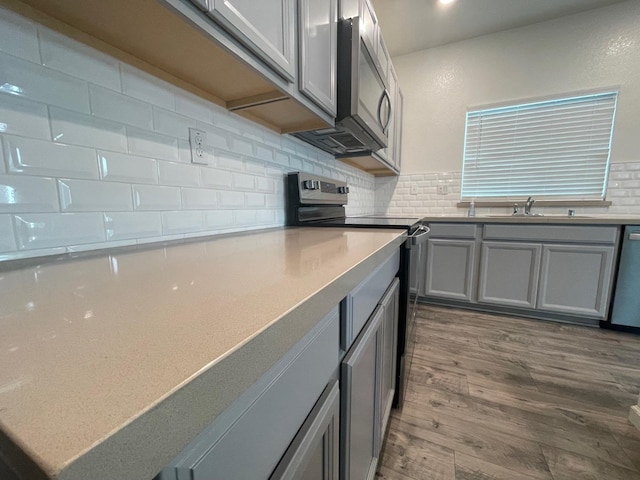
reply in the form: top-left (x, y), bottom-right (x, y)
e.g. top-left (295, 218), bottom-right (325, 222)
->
top-left (0, 174), bottom-right (58, 212)
top-left (254, 144), bottom-right (274, 163)
top-left (50, 107), bottom-right (127, 151)
top-left (39, 30), bottom-right (120, 91)
top-left (256, 209), bottom-right (276, 224)
top-left (181, 187), bottom-right (217, 209)
top-left (121, 64), bottom-right (175, 110)
top-left (230, 135), bottom-right (253, 156)
top-left (104, 212), bottom-right (162, 240)
top-left (201, 167), bottom-right (232, 188)
top-left (232, 172), bottom-right (255, 190)
top-left (0, 214), bottom-right (16, 252)
top-left (196, 123), bottom-right (230, 150)
top-left (175, 91), bottom-right (214, 124)
top-left (0, 94), bottom-right (49, 139)
top-left (256, 177), bottom-right (274, 193)
top-left (274, 151), bottom-right (289, 166)
top-left (126, 127), bottom-right (179, 162)
top-left (218, 190), bottom-right (244, 207)
top-left (216, 151), bottom-right (244, 171)
top-left (0, 137), bottom-right (4, 173)
top-left (3, 134), bottom-right (99, 179)
top-left (203, 210), bottom-right (234, 229)
top-left (157, 161), bottom-right (200, 187)
top-left (0, 7), bottom-right (382, 260)
top-left (245, 192), bottom-right (265, 207)
top-left (0, 9), bottom-right (39, 63)
top-left (89, 84), bottom-right (153, 129)
top-left (153, 107), bottom-right (196, 140)
top-left (234, 209), bottom-right (257, 226)
top-left (162, 211), bottom-right (202, 234)
top-left (0, 51), bottom-right (90, 114)
top-left (99, 150), bottom-right (157, 184)
top-left (245, 159), bottom-right (265, 175)
top-left (59, 179), bottom-right (132, 212)
top-left (133, 184), bottom-right (181, 211)
top-left (14, 212), bottom-right (105, 250)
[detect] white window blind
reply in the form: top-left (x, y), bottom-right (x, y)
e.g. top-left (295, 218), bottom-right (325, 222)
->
top-left (461, 91), bottom-right (618, 200)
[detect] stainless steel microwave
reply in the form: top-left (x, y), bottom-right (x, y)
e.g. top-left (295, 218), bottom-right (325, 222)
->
top-left (294, 17), bottom-right (391, 156)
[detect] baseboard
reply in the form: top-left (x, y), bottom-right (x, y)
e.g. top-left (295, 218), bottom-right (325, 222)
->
top-left (629, 405), bottom-right (640, 431)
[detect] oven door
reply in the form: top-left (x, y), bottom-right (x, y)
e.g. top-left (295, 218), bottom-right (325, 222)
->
top-left (396, 226), bottom-right (429, 409)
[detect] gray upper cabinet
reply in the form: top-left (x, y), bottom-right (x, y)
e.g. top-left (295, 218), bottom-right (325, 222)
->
top-left (537, 244), bottom-right (615, 318)
top-left (478, 242), bottom-right (542, 309)
top-left (424, 239), bottom-right (477, 302)
top-left (359, 0), bottom-right (378, 54)
top-left (298, 0), bottom-right (337, 116)
top-left (270, 380), bottom-right (340, 480)
top-left (205, 0), bottom-right (297, 81)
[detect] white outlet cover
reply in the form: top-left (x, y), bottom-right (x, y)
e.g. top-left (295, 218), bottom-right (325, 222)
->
top-left (410, 185), bottom-right (418, 195)
top-left (189, 128), bottom-right (208, 165)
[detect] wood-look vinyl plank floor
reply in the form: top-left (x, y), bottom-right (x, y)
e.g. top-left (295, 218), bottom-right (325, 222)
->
top-left (377, 305), bottom-right (640, 480)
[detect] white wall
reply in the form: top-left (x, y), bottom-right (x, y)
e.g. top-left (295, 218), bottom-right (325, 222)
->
top-left (395, 0), bottom-right (640, 174)
top-left (0, 8), bottom-right (375, 261)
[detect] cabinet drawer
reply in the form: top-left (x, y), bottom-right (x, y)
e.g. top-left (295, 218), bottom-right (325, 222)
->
top-left (162, 307), bottom-right (340, 480)
top-left (483, 224), bottom-right (619, 244)
top-left (344, 249), bottom-right (399, 350)
top-left (427, 223), bottom-right (478, 239)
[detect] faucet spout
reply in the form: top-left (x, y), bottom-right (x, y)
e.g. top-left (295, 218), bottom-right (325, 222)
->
top-left (524, 196), bottom-right (535, 215)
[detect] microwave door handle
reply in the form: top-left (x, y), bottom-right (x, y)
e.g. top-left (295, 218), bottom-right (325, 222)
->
top-left (382, 89), bottom-right (392, 133)
top-left (377, 90), bottom-right (386, 130)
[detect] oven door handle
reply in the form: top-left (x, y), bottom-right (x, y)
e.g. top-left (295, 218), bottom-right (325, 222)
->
top-left (410, 226), bottom-right (430, 245)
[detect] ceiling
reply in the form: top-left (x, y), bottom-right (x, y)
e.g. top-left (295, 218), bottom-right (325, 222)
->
top-left (370, 0), bottom-right (630, 57)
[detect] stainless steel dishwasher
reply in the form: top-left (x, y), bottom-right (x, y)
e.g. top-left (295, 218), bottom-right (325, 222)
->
top-left (610, 225), bottom-right (640, 329)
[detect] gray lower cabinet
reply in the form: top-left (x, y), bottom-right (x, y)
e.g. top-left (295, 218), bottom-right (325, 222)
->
top-left (478, 242), bottom-right (542, 309)
top-left (270, 380), bottom-right (340, 480)
top-left (341, 305), bottom-right (384, 480)
top-left (204, 0), bottom-right (296, 81)
top-left (298, 0), bottom-right (337, 116)
top-left (424, 238), bottom-right (477, 302)
top-left (537, 244), bottom-right (615, 318)
top-left (377, 278), bottom-right (399, 455)
top-left (156, 307), bottom-right (339, 480)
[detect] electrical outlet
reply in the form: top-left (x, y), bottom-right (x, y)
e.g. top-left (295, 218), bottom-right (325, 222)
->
top-left (437, 184), bottom-right (449, 195)
top-left (189, 128), bottom-right (208, 165)
top-left (410, 184), bottom-right (418, 195)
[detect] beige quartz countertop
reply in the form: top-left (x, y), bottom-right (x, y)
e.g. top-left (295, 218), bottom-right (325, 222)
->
top-left (0, 227), bottom-right (407, 480)
top-left (419, 214), bottom-right (640, 225)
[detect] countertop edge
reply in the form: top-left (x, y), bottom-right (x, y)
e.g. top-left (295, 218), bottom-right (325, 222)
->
top-left (419, 216), bottom-right (640, 225)
top-left (54, 232), bottom-right (407, 480)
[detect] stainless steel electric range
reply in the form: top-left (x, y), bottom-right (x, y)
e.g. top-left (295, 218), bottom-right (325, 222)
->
top-left (286, 172), bottom-right (428, 409)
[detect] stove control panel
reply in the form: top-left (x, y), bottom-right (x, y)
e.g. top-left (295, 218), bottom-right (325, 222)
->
top-left (289, 172), bottom-right (349, 205)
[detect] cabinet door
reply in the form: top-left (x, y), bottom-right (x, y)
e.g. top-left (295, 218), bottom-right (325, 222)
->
top-left (424, 239), bottom-right (476, 302)
top-left (207, 0), bottom-right (296, 81)
top-left (377, 278), bottom-right (399, 456)
top-left (298, 0), bottom-right (337, 116)
top-left (537, 244), bottom-right (615, 318)
top-left (270, 380), bottom-right (340, 480)
top-left (341, 306), bottom-right (383, 480)
top-left (478, 242), bottom-right (542, 309)
top-left (359, 0), bottom-right (378, 54)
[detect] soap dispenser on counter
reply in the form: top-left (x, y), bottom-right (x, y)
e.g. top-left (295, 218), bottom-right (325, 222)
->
top-left (468, 199), bottom-right (476, 217)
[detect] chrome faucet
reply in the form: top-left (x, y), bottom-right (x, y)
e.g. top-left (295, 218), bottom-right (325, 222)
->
top-left (524, 196), bottom-right (535, 215)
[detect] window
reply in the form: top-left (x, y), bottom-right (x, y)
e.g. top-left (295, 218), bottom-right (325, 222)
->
top-left (461, 91), bottom-right (618, 201)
